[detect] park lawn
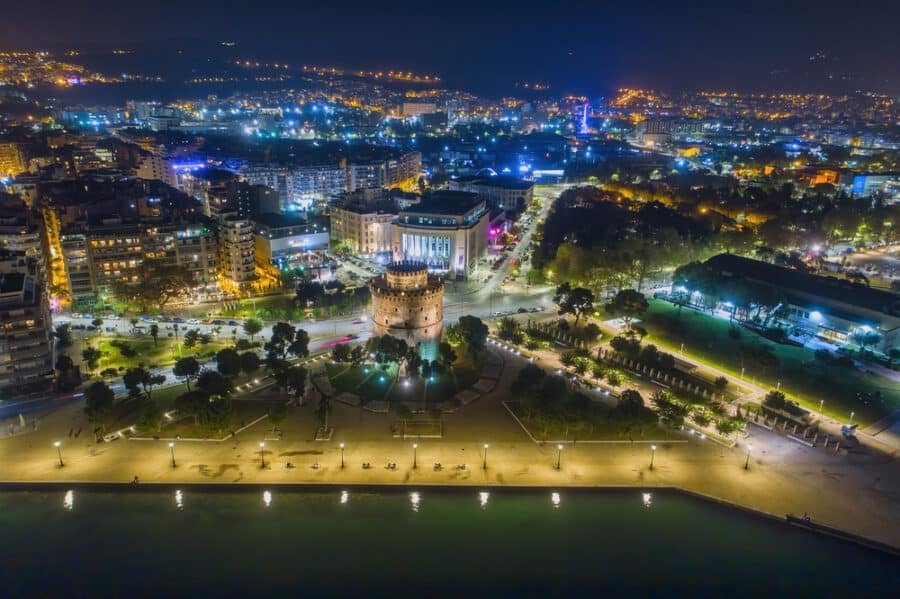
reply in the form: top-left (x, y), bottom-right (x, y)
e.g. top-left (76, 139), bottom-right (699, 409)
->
top-left (508, 402), bottom-right (680, 442)
top-left (326, 363), bottom-right (370, 392)
top-left (218, 293), bottom-right (299, 319)
top-left (94, 335), bottom-right (230, 371)
top-left (387, 377), bottom-right (426, 404)
top-left (640, 299), bottom-right (900, 426)
top-left (355, 365), bottom-right (397, 403)
top-left (147, 399), bottom-right (277, 439)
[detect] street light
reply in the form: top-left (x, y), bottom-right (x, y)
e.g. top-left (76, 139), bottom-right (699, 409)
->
top-left (849, 411), bottom-right (855, 425)
top-left (556, 444), bottom-right (563, 470)
top-left (744, 444), bottom-right (753, 470)
top-left (819, 399), bottom-right (824, 413)
top-left (259, 442), bottom-right (266, 469)
top-left (54, 440), bottom-right (64, 468)
top-left (168, 441), bottom-right (176, 468)
top-left (339, 442), bottom-right (345, 469)
top-left (650, 445), bottom-right (656, 470)
top-left (412, 443), bottom-right (418, 469)
top-left (482, 443), bottom-right (489, 470)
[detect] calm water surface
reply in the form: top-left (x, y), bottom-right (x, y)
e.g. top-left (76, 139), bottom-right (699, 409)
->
top-left (1, 488), bottom-right (896, 596)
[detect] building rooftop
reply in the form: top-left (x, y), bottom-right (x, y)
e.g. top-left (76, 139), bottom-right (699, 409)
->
top-left (387, 260), bottom-right (428, 274)
top-left (253, 212), bottom-right (308, 229)
top-left (705, 254), bottom-right (900, 318)
top-left (454, 175), bottom-right (534, 190)
top-left (401, 191), bottom-right (482, 215)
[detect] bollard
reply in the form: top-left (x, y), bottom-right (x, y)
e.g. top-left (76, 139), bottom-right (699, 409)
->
top-left (834, 442), bottom-right (840, 454)
top-left (793, 423), bottom-right (798, 434)
top-left (823, 436), bottom-right (829, 449)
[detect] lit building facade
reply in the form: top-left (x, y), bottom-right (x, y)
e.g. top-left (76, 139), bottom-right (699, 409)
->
top-left (218, 215), bottom-right (257, 292)
top-left (0, 273), bottom-right (54, 396)
top-left (330, 204), bottom-right (394, 255)
top-left (392, 192), bottom-right (488, 279)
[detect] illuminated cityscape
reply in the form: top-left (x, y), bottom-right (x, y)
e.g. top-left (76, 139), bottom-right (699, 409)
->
top-left (0, 0), bottom-right (899, 595)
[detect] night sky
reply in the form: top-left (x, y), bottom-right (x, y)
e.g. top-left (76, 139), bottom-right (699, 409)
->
top-left (3, 0), bottom-right (899, 95)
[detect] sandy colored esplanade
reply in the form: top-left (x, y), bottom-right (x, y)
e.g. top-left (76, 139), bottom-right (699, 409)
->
top-left (2, 354), bottom-right (899, 550)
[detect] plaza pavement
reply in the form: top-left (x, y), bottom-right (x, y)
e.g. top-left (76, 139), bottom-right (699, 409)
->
top-left (2, 351), bottom-right (899, 550)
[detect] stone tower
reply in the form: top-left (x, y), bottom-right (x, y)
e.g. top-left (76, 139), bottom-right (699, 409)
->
top-left (369, 261), bottom-right (444, 359)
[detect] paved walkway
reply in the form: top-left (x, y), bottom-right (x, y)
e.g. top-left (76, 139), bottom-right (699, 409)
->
top-left (2, 355), bottom-right (899, 550)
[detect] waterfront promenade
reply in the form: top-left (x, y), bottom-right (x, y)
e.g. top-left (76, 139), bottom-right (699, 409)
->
top-left (2, 377), bottom-right (899, 550)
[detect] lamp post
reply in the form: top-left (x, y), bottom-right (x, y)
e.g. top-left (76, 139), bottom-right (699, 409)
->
top-left (412, 443), bottom-right (418, 469)
top-left (168, 442), bottom-right (176, 468)
top-left (744, 444), bottom-right (753, 470)
top-left (650, 445), bottom-right (656, 470)
top-left (556, 444), bottom-right (563, 470)
top-left (54, 441), bottom-right (64, 468)
top-left (259, 442), bottom-right (266, 469)
top-left (339, 442), bottom-right (345, 469)
top-left (482, 443), bottom-right (489, 470)
top-left (849, 411), bottom-right (855, 425)
top-left (819, 399), bottom-right (824, 414)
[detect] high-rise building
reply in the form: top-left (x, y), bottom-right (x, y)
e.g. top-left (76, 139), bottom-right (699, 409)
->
top-left (217, 215), bottom-right (257, 292)
top-left (0, 273), bottom-right (54, 396)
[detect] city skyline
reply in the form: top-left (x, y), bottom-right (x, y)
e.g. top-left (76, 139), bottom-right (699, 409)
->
top-left (2, 0), bottom-right (899, 95)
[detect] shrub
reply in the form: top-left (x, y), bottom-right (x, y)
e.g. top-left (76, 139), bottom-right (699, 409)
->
top-left (714, 376), bottom-right (729, 390)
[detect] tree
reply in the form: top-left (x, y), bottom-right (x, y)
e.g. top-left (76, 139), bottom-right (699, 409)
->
top-left (763, 390), bottom-right (787, 411)
top-left (456, 315), bottom-right (488, 353)
top-left (173, 357), bottom-right (200, 390)
top-left (174, 389), bottom-right (211, 425)
top-left (55, 354), bottom-right (79, 391)
top-left (197, 370), bottom-right (232, 398)
top-left (84, 380), bottom-right (115, 419)
top-left (56, 354), bottom-right (74, 373)
top-left (243, 318), bottom-right (262, 342)
top-left (653, 390), bottom-right (687, 425)
top-left (111, 260), bottom-right (193, 312)
top-left (331, 343), bottom-right (351, 363)
top-left (266, 322), bottom-right (306, 360)
top-left (554, 283), bottom-right (595, 327)
top-left (215, 348), bottom-right (242, 377)
top-left (129, 318), bottom-right (139, 333)
top-left (54, 323), bottom-right (72, 348)
top-left (350, 345), bottom-right (366, 365)
top-left (284, 365), bottom-right (308, 401)
top-left (123, 366), bottom-right (164, 401)
top-left (618, 389), bottom-right (644, 414)
top-left (240, 351), bottom-right (261, 374)
top-left (405, 347), bottom-right (422, 376)
top-left (183, 328), bottom-right (201, 348)
top-left (498, 317), bottom-right (519, 341)
top-left (82, 346), bottom-right (102, 371)
top-left (91, 317), bottom-right (104, 329)
top-left (605, 289), bottom-right (649, 330)
top-left (289, 328), bottom-right (310, 358)
top-left (438, 342), bottom-right (457, 368)
top-left (851, 328), bottom-right (882, 352)
top-left (149, 324), bottom-right (159, 345)
top-left (139, 400), bottom-right (164, 432)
